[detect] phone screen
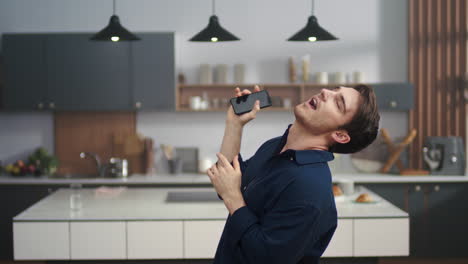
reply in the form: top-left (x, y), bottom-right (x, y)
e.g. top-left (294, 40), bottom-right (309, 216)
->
top-left (230, 90), bottom-right (272, 115)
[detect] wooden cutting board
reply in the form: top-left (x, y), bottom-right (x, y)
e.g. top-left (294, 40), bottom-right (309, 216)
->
top-left (112, 132), bottom-right (147, 174)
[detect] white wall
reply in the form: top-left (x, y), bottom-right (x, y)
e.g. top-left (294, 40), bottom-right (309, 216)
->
top-left (0, 0), bottom-right (409, 173)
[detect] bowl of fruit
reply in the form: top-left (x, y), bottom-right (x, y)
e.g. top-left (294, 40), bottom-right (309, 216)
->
top-left (3, 148), bottom-right (59, 177)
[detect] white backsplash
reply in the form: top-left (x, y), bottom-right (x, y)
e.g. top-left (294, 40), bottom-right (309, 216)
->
top-left (137, 110), bottom-right (409, 174)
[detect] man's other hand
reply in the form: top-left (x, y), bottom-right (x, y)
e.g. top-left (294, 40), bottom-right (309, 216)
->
top-left (207, 153), bottom-right (246, 215)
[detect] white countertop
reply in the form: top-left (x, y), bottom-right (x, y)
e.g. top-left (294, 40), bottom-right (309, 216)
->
top-left (1, 173), bottom-right (467, 185)
top-left (14, 186), bottom-right (407, 222)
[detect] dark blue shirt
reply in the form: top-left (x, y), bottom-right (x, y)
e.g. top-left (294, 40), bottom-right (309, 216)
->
top-left (213, 125), bottom-right (337, 264)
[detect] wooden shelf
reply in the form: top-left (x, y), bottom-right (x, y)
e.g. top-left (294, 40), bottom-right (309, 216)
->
top-left (176, 107), bottom-right (292, 112)
top-left (177, 83), bottom-right (305, 112)
top-left (176, 82), bottom-right (413, 112)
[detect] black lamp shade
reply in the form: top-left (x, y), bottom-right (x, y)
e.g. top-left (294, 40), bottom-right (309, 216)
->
top-left (90, 15), bottom-right (140, 41)
top-left (189, 15), bottom-right (240, 42)
top-left (288, 16), bottom-right (338, 41)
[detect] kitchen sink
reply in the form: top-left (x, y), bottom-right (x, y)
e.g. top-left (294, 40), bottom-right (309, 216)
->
top-left (166, 191), bottom-right (221, 202)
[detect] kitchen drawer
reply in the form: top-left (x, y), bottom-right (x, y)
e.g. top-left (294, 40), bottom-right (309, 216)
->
top-left (13, 222), bottom-right (70, 260)
top-left (127, 221), bottom-right (183, 259)
top-left (354, 218), bottom-right (409, 256)
top-left (70, 221), bottom-right (126, 260)
top-left (322, 219), bottom-right (353, 257)
top-left (184, 220), bottom-right (225, 258)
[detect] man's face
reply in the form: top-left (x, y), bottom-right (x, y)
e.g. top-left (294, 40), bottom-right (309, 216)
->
top-left (294, 86), bottom-right (361, 135)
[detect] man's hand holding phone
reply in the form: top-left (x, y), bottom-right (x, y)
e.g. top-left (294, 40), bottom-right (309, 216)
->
top-left (227, 85), bottom-right (262, 127)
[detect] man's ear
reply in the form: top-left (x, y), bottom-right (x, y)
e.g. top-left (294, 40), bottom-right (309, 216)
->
top-left (331, 130), bottom-right (351, 144)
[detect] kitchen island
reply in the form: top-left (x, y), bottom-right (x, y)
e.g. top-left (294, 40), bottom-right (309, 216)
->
top-left (1, 173), bottom-right (467, 186)
top-left (13, 186), bottom-right (408, 260)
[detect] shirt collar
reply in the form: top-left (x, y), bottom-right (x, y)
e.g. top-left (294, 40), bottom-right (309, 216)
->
top-left (276, 124), bottom-right (335, 165)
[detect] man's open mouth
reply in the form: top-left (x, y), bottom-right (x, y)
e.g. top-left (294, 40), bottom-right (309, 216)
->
top-left (309, 97), bottom-right (318, 110)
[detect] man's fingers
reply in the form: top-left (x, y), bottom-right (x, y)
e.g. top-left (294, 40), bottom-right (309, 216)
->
top-left (216, 153), bottom-right (232, 169)
top-left (248, 100), bottom-right (261, 117)
top-left (235, 87), bottom-right (242, 97)
top-left (233, 154), bottom-right (241, 172)
top-left (206, 167), bottom-right (214, 179)
top-left (241, 89), bottom-right (252, 95)
top-left (211, 163), bottom-right (219, 174)
top-left (253, 85), bottom-right (261, 92)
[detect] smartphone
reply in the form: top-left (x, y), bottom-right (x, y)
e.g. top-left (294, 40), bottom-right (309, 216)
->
top-left (230, 90), bottom-right (272, 115)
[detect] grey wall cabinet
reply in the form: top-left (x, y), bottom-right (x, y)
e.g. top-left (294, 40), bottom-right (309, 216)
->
top-left (1, 33), bottom-right (175, 111)
top-left (372, 83), bottom-right (414, 111)
top-left (2, 34), bottom-right (48, 110)
top-left (46, 34), bottom-right (132, 111)
top-left (131, 33), bottom-right (175, 110)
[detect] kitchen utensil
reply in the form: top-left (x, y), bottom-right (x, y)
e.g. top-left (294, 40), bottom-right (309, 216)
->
top-left (168, 158), bottom-right (183, 174)
top-left (214, 64), bottom-right (228, 83)
top-left (316, 72), bottom-right (328, 84)
top-left (423, 137), bottom-right (466, 175)
top-left (199, 64), bottom-right (212, 84)
top-left (161, 144), bottom-right (174, 160)
top-left (112, 132), bottom-right (147, 174)
top-left (144, 138), bottom-right (155, 174)
top-left (380, 129), bottom-right (417, 173)
top-left (107, 157), bottom-right (128, 178)
top-left (288, 57), bottom-right (297, 83)
top-left (350, 133), bottom-right (388, 173)
top-left (234, 64), bottom-right (245, 84)
top-left (381, 128), bottom-right (429, 175)
top-left (175, 147), bottom-right (199, 173)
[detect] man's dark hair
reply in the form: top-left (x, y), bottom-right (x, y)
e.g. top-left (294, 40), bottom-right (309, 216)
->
top-left (329, 84), bottom-right (380, 154)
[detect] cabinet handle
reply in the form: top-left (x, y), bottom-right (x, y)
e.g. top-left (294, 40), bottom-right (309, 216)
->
top-left (434, 185), bottom-right (440, 192)
top-left (415, 185), bottom-right (421, 191)
top-left (450, 155), bottom-right (458, 163)
top-left (135, 102), bottom-right (142, 109)
top-left (390, 101), bottom-right (398, 108)
top-left (49, 102), bottom-right (55, 109)
top-left (37, 102), bottom-right (44, 109)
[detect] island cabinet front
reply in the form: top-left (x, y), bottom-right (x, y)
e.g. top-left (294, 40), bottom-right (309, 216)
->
top-left (322, 219), bottom-right (353, 257)
top-left (127, 221), bottom-right (183, 259)
top-left (70, 221), bottom-right (126, 260)
top-left (13, 222), bottom-right (70, 260)
top-left (183, 220), bottom-right (225, 258)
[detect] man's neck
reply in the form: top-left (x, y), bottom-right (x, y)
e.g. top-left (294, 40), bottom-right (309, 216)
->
top-left (280, 121), bottom-right (329, 153)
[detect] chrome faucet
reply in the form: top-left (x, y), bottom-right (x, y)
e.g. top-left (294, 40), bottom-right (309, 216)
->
top-left (80, 152), bottom-right (106, 177)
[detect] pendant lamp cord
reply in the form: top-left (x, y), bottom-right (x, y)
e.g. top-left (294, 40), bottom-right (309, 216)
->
top-left (212, 0), bottom-right (216, 15)
top-left (113, 0), bottom-right (116, 15)
top-left (311, 0), bottom-right (314, 15)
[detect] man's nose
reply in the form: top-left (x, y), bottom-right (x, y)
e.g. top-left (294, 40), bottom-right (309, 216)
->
top-left (320, 89), bottom-right (332, 101)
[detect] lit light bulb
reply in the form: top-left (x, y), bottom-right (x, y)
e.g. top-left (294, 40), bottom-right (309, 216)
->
top-left (211, 37), bottom-right (218, 42)
top-left (111, 36), bottom-right (120, 42)
top-left (308, 36), bottom-right (317, 42)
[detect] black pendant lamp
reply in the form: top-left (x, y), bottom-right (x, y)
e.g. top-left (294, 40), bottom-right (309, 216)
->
top-left (189, 0), bottom-right (240, 42)
top-left (90, 0), bottom-right (140, 41)
top-left (288, 0), bottom-right (338, 42)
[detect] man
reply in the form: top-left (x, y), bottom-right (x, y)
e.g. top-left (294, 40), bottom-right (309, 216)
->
top-left (207, 84), bottom-right (380, 264)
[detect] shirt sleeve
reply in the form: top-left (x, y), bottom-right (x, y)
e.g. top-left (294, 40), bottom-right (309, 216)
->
top-left (235, 153), bottom-right (249, 174)
top-left (223, 196), bottom-right (321, 264)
